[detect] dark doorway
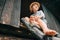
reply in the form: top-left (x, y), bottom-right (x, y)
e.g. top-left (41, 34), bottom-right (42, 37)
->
top-left (20, 0), bottom-right (42, 18)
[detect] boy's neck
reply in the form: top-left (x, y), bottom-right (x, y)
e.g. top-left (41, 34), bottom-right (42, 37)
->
top-left (33, 11), bottom-right (37, 13)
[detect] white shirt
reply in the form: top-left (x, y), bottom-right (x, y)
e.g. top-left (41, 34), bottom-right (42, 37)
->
top-left (31, 10), bottom-right (47, 24)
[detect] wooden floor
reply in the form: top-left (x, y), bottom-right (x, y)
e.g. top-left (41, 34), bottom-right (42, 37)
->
top-left (0, 35), bottom-right (33, 40)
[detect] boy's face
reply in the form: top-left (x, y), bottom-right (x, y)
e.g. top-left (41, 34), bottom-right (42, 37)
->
top-left (32, 4), bottom-right (39, 12)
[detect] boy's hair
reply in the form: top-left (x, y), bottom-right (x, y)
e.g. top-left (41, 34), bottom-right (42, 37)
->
top-left (29, 2), bottom-right (40, 13)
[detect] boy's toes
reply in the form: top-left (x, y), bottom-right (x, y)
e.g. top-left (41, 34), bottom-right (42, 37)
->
top-left (45, 30), bottom-right (57, 36)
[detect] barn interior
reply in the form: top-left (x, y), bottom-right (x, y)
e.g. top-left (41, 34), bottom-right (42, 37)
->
top-left (0, 0), bottom-right (60, 40)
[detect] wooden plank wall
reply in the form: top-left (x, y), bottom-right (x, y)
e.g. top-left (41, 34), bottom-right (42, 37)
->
top-left (1, 0), bottom-right (20, 28)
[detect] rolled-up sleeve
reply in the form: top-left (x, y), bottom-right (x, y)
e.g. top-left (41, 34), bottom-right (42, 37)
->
top-left (40, 10), bottom-right (45, 18)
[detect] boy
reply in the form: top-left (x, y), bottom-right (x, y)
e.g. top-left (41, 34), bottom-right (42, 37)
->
top-left (24, 2), bottom-right (57, 36)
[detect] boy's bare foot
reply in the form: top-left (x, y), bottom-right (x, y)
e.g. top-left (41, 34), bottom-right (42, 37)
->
top-left (43, 29), bottom-right (57, 36)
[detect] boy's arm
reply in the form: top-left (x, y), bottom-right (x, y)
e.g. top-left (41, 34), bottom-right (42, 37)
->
top-left (40, 10), bottom-right (45, 19)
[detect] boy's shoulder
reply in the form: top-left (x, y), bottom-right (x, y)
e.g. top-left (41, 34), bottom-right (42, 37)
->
top-left (38, 10), bottom-right (43, 12)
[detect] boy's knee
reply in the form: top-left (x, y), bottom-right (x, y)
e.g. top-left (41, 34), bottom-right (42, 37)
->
top-left (24, 17), bottom-right (29, 22)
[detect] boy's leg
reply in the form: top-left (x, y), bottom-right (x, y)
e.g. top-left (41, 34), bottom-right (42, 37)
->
top-left (36, 18), bottom-right (57, 36)
top-left (24, 16), bottom-right (57, 36)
